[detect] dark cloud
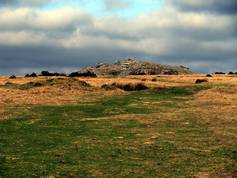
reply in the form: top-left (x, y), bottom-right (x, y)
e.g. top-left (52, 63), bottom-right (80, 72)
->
top-left (0, 0), bottom-right (51, 7)
top-left (0, 44), bottom-right (147, 75)
top-left (1, 34), bottom-right (236, 75)
top-left (170, 0), bottom-right (237, 14)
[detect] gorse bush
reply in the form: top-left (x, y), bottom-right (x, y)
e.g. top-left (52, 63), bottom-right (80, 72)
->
top-left (111, 82), bottom-right (148, 91)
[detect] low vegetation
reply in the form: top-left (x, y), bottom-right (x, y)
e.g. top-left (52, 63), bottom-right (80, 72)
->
top-left (151, 78), bottom-right (157, 82)
top-left (111, 82), bottom-right (148, 91)
top-left (0, 75), bottom-right (237, 177)
top-left (195, 79), bottom-right (208, 84)
top-left (1, 78), bottom-right (91, 90)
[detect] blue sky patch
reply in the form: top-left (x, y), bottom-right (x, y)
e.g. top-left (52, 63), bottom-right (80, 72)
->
top-left (43, 0), bottom-right (164, 17)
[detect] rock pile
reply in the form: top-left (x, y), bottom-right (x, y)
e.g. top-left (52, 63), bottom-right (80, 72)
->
top-left (77, 58), bottom-right (192, 76)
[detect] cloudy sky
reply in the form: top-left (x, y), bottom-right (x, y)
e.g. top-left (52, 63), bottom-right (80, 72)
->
top-left (0, 0), bottom-right (236, 74)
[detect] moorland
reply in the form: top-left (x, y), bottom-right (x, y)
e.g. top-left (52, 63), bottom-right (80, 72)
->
top-left (0, 74), bottom-right (237, 177)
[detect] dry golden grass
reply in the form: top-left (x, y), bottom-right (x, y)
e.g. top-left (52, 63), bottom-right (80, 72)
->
top-left (190, 84), bottom-right (237, 121)
top-left (79, 74), bottom-right (237, 88)
top-left (1, 74), bottom-right (237, 121)
top-left (0, 76), bottom-right (49, 85)
top-left (0, 77), bottom-right (125, 105)
top-left (0, 76), bottom-right (125, 120)
top-left (1, 74), bottom-right (237, 106)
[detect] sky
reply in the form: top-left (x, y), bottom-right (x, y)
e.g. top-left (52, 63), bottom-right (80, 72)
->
top-left (0, 0), bottom-right (236, 74)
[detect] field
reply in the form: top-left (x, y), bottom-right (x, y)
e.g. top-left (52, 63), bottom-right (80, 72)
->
top-left (0, 75), bottom-right (237, 177)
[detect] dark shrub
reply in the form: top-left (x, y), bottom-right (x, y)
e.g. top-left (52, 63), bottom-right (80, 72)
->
top-left (228, 72), bottom-right (235, 75)
top-left (111, 82), bottom-right (148, 91)
top-left (40, 71), bottom-right (66, 77)
top-left (69, 71), bottom-right (96, 77)
top-left (195, 79), bottom-right (208, 84)
top-left (135, 83), bottom-right (149, 90)
top-left (68, 72), bottom-right (80, 77)
top-left (9, 75), bottom-right (16, 79)
top-left (141, 79), bottom-right (146, 81)
top-left (41, 71), bottom-right (51, 76)
top-left (55, 73), bottom-right (66, 77)
top-left (206, 74), bottom-right (212, 77)
top-left (29, 73), bottom-right (37, 77)
top-left (215, 72), bottom-right (225, 75)
top-left (24, 73), bottom-right (37, 77)
top-left (25, 74), bottom-right (30, 77)
top-left (151, 78), bottom-right (157, 82)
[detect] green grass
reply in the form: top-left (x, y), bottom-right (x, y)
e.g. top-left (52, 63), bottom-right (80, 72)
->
top-left (0, 86), bottom-right (237, 177)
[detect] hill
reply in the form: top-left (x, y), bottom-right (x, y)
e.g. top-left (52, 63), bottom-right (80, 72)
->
top-left (78, 58), bottom-right (192, 76)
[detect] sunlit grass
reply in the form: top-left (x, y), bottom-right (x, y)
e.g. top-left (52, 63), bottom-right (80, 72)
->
top-left (0, 86), bottom-right (237, 177)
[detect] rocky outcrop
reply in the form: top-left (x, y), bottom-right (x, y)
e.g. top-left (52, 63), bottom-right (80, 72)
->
top-left (77, 58), bottom-right (192, 76)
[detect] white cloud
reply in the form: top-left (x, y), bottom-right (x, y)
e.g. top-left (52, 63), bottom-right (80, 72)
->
top-left (0, 8), bottom-right (91, 31)
top-left (0, 0), bottom-right (236, 73)
top-left (0, 31), bottom-right (48, 45)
